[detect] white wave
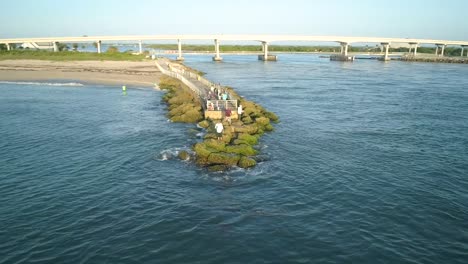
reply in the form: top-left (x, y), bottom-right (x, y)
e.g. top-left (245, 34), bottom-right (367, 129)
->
top-left (156, 147), bottom-right (193, 161)
top-left (0, 81), bottom-right (84, 87)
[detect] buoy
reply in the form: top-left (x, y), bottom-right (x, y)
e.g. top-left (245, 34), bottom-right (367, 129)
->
top-left (122, 85), bottom-right (126, 91)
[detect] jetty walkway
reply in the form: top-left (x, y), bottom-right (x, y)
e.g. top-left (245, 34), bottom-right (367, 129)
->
top-left (155, 58), bottom-right (239, 120)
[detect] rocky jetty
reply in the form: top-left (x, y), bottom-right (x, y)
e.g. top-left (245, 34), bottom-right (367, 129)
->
top-left (159, 68), bottom-right (279, 171)
top-left (398, 56), bottom-right (468, 64)
top-left (159, 76), bottom-right (203, 123)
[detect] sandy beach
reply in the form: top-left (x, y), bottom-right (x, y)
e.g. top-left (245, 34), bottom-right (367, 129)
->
top-left (0, 60), bottom-right (163, 88)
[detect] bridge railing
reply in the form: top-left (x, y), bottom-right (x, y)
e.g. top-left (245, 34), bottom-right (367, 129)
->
top-left (154, 60), bottom-right (205, 98)
top-left (155, 58), bottom-right (236, 112)
top-left (165, 63), bottom-right (220, 90)
top-left (206, 100), bottom-right (237, 111)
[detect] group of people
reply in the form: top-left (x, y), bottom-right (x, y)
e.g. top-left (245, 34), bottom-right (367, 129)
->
top-left (208, 85), bottom-right (230, 101)
top-left (214, 104), bottom-right (243, 140)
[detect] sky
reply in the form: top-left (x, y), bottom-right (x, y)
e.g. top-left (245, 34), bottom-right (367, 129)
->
top-left (1, 0), bottom-right (467, 41)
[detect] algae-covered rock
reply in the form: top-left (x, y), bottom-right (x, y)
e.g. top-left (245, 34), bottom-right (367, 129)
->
top-left (168, 93), bottom-right (195, 106)
top-left (241, 115), bottom-right (253, 124)
top-left (264, 111), bottom-right (279, 123)
top-left (178, 150), bottom-right (190, 160)
top-left (237, 133), bottom-right (258, 145)
top-left (232, 139), bottom-right (249, 145)
top-left (169, 103), bottom-right (193, 117)
top-left (263, 123), bottom-right (274, 132)
top-left (225, 144), bottom-right (258, 156)
top-left (207, 164), bottom-right (229, 172)
top-left (171, 108), bottom-right (203, 123)
top-left (207, 152), bottom-right (240, 166)
top-left (204, 133), bottom-right (217, 140)
top-left (238, 156), bottom-right (257, 168)
top-left (193, 143), bottom-right (212, 165)
top-left (255, 117), bottom-right (271, 126)
top-left (234, 124), bottom-right (259, 134)
top-left (204, 139), bottom-right (226, 152)
top-left (197, 120), bottom-right (210, 129)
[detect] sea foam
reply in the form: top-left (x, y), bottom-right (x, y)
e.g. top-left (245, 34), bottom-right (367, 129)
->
top-left (0, 81), bottom-right (84, 87)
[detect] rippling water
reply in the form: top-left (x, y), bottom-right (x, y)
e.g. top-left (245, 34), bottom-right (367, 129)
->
top-left (1, 55), bottom-right (468, 263)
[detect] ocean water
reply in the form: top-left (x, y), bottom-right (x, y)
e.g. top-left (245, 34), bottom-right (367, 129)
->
top-left (1, 54), bottom-right (468, 263)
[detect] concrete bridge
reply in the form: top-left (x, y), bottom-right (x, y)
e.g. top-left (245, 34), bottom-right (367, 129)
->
top-left (2, 35), bottom-right (468, 61)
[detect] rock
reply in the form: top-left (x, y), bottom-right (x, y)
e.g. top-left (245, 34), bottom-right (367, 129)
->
top-left (263, 123), bottom-right (274, 131)
top-left (204, 133), bottom-right (217, 140)
top-left (237, 133), bottom-right (258, 145)
top-left (255, 117), bottom-right (271, 126)
top-left (171, 108), bottom-right (203, 123)
top-left (193, 143), bottom-right (212, 160)
top-left (225, 144), bottom-right (258, 156)
top-left (232, 139), bottom-right (248, 145)
top-left (168, 93), bottom-right (195, 106)
top-left (197, 120), bottom-right (210, 129)
top-left (204, 139), bottom-right (226, 152)
top-left (264, 111), bottom-right (279, 123)
top-left (169, 103), bottom-right (193, 117)
top-left (207, 164), bottom-right (229, 172)
top-left (238, 156), bottom-right (257, 168)
top-left (234, 124), bottom-right (259, 134)
top-left (178, 150), bottom-right (190, 160)
top-left (241, 115), bottom-right (253, 124)
top-left (207, 152), bottom-right (240, 166)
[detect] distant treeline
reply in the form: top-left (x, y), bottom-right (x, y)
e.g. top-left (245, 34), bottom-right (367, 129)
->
top-left (146, 44), bottom-right (465, 56)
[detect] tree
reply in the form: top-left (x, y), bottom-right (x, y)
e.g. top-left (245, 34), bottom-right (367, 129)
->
top-left (72, 43), bottom-right (78, 51)
top-left (56, 42), bottom-right (69, 51)
top-left (106, 46), bottom-right (119, 53)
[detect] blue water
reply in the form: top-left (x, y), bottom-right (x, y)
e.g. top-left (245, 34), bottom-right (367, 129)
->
top-left (1, 55), bottom-right (468, 263)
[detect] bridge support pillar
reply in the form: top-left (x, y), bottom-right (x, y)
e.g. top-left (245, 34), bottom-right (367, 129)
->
top-left (409, 42), bottom-right (418, 56)
top-left (212, 39), bottom-right (222, 61)
top-left (380, 43), bottom-right (390, 61)
top-left (53, 42), bottom-right (58, 52)
top-left (176, 39), bottom-right (184, 61)
top-left (258, 41), bottom-right (277, 61)
top-left (460, 45), bottom-right (467, 57)
top-left (330, 42), bottom-right (354, 61)
top-left (97, 41), bottom-right (101, 54)
top-left (341, 42), bottom-right (349, 56)
top-left (6, 43), bottom-right (10, 51)
top-left (139, 40), bottom-right (143, 54)
top-left (436, 44), bottom-right (446, 57)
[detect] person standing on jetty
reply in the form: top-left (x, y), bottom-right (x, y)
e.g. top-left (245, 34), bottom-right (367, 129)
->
top-left (215, 121), bottom-right (224, 141)
top-left (225, 107), bottom-right (232, 125)
top-left (237, 104), bottom-right (243, 117)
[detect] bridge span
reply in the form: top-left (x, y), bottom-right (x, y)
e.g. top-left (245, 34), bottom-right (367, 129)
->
top-left (2, 35), bottom-right (468, 61)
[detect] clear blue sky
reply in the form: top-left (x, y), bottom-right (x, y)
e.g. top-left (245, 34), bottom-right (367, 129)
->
top-left (1, 0), bottom-right (467, 40)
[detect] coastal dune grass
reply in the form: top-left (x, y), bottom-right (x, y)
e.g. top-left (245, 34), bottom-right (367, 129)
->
top-left (0, 50), bottom-right (146, 61)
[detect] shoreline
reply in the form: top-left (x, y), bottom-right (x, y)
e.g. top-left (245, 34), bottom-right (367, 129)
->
top-left (0, 60), bottom-right (163, 88)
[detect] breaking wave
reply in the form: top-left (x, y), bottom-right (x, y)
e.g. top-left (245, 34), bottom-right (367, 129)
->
top-left (0, 81), bottom-right (84, 87)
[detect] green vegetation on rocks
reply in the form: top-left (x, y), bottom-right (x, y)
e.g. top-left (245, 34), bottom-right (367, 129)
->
top-left (159, 76), bottom-right (203, 123)
top-left (178, 150), bottom-right (190, 160)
